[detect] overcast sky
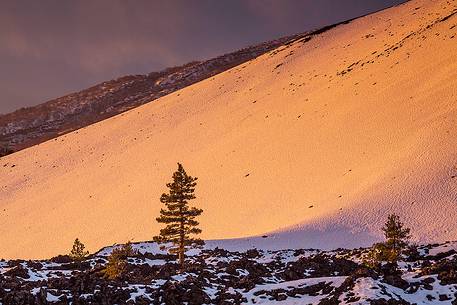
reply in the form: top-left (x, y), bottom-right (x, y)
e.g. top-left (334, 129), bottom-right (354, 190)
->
top-left (0, 0), bottom-right (405, 114)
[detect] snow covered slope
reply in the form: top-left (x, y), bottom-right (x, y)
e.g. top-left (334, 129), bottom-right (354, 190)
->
top-left (1, 0), bottom-right (457, 259)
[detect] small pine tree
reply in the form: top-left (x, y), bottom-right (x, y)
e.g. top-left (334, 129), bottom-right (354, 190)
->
top-left (104, 249), bottom-right (126, 280)
top-left (118, 241), bottom-right (137, 257)
top-left (365, 214), bottom-right (411, 268)
top-left (153, 163), bottom-right (204, 271)
top-left (103, 242), bottom-right (137, 280)
top-left (382, 213), bottom-right (411, 260)
top-left (364, 242), bottom-right (397, 269)
top-left (69, 238), bottom-right (89, 262)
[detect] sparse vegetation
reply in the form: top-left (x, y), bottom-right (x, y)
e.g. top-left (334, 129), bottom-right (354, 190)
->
top-left (103, 242), bottom-right (137, 280)
top-left (153, 163), bottom-right (204, 271)
top-left (365, 214), bottom-right (411, 268)
top-left (69, 238), bottom-right (89, 262)
top-left (382, 214), bottom-right (411, 258)
top-left (364, 242), bottom-right (397, 269)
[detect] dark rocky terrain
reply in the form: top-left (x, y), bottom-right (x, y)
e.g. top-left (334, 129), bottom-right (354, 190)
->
top-left (2, 241), bottom-right (457, 304)
top-left (0, 34), bottom-right (304, 153)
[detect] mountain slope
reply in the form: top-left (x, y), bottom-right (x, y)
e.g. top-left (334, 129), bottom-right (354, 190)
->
top-left (1, 0), bottom-right (457, 259)
top-left (0, 34), bottom-right (300, 152)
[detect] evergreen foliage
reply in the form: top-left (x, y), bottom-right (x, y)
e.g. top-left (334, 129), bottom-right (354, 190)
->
top-left (104, 249), bottom-right (126, 280)
top-left (365, 214), bottom-right (411, 267)
top-left (118, 241), bottom-right (137, 257)
top-left (103, 242), bottom-right (137, 280)
top-left (153, 163), bottom-right (204, 270)
top-left (382, 214), bottom-right (411, 257)
top-left (364, 242), bottom-right (397, 269)
top-left (69, 238), bottom-right (89, 262)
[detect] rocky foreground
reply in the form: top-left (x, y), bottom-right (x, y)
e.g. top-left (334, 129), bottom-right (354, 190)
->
top-left (2, 241), bottom-right (457, 304)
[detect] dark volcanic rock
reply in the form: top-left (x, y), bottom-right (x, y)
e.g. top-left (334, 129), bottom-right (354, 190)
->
top-left (2, 241), bottom-right (457, 304)
top-left (159, 278), bottom-right (211, 305)
top-left (281, 254), bottom-right (359, 281)
top-left (369, 299), bottom-right (412, 305)
top-left (4, 264), bottom-right (30, 279)
top-left (423, 258), bottom-right (457, 285)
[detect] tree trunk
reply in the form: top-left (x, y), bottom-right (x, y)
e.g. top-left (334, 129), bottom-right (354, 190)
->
top-left (179, 207), bottom-right (185, 272)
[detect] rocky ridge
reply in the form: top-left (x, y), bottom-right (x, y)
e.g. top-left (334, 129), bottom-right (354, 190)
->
top-left (0, 34), bottom-right (303, 153)
top-left (0, 11), bottom-right (375, 154)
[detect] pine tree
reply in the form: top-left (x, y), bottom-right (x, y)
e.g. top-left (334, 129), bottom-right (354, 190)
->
top-left (103, 242), bottom-right (137, 280)
top-left (364, 242), bottom-right (397, 268)
top-left (104, 250), bottom-right (126, 280)
top-left (153, 163), bottom-right (204, 271)
top-left (382, 214), bottom-right (411, 261)
top-left (69, 238), bottom-right (89, 262)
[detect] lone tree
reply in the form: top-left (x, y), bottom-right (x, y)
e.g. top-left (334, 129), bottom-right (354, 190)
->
top-left (382, 213), bottom-right (411, 258)
top-left (364, 214), bottom-right (411, 268)
top-left (69, 238), bottom-right (89, 262)
top-left (153, 163), bottom-right (204, 270)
